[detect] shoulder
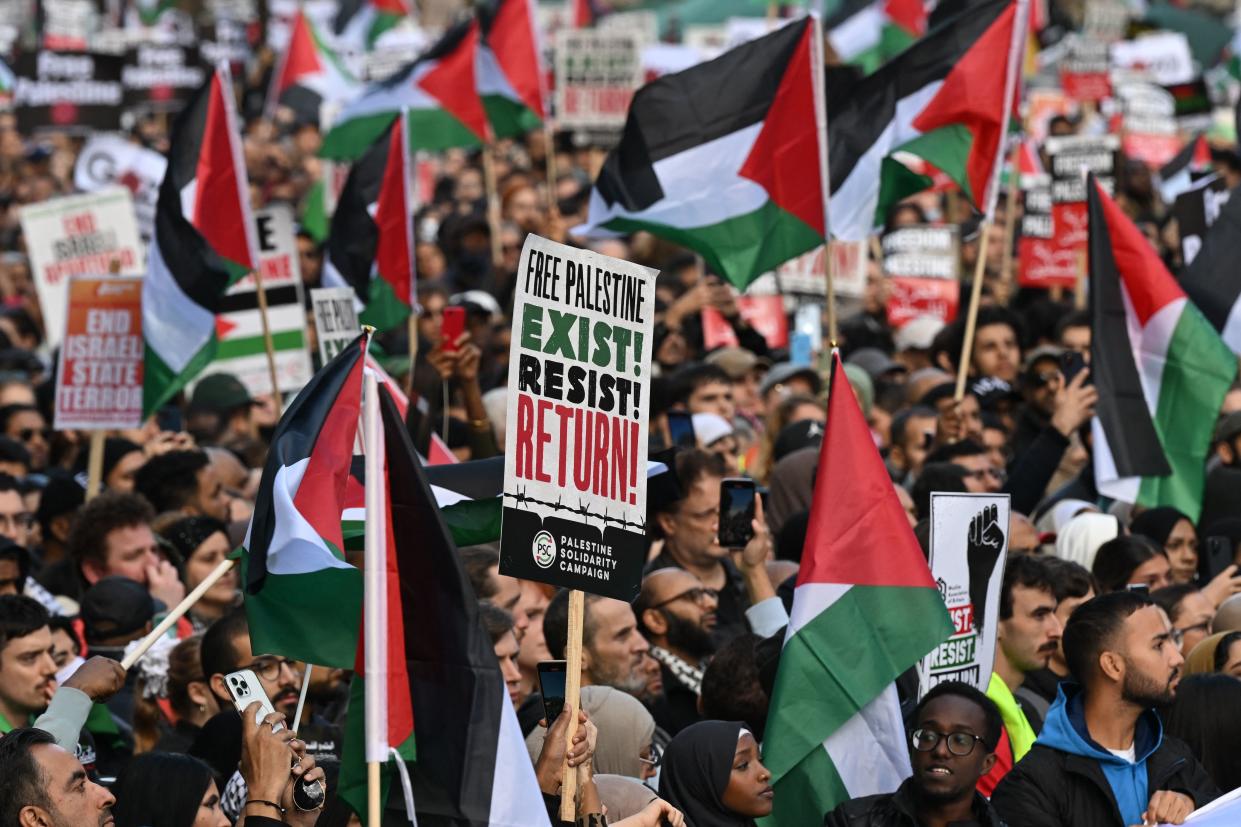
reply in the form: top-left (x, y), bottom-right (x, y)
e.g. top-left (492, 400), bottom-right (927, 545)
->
top-left (824, 793), bottom-right (896, 825)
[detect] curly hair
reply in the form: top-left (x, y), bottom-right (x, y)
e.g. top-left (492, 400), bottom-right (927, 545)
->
top-left (66, 491), bottom-right (155, 572)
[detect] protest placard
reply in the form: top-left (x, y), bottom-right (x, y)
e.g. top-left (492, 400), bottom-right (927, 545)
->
top-left (499, 234), bottom-right (657, 601)
top-left (701, 295), bottom-right (788, 351)
top-left (1060, 37), bottom-right (1111, 102)
top-left (197, 205), bottom-right (314, 397)
top-left (1018, 180), bottom-right (1077, 289)
top-left (20, 188), bottom-right (143, 350)
top-left (74, 133), bottom-right (168, 242)
top-left (14, 51), bottom-right (124, 134)
top-left (121, 44), bottom-right (206, 114)
top-left (1174, 175), bottom-right (1230, 266)
top-left (310, 286), bottom-right (361, 364)
top-left (774, 241), bottom-right (867, 300)
top-left (1117, 82), bottom-right (1181, 168)
top-left (54, 276), bottom-right (144, 431)
top-left (918, 492), bottom-right (1011, 693)
top-left (554, 31), bottom-right (643, 132)
top-left (1026, 89), bottom-right (1074, 144)
top-left (1082, 0), bottom-right (1130, 42)
top-left (1046, 134), bottom-right (1119, 256)
top-left (597, 10), bottom-right (659, 46)
top-left (1111, 32), bottom-right (1195, 85)
top-left (37, 0), bottom-right (101, 50)
top-left (883, 225), bottom-right (959, 328)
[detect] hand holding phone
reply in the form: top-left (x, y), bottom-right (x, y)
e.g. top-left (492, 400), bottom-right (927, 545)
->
top-left (442, 306), bottom-right (466, 353)
top-left (1060, 350), bottom-right (1090, 387)
top-left (226, 669), bottom-right (283, 730)
top-left (537, 660), bottom-right (567, 725)
top-left (718, 478), bottom-right (757, 548)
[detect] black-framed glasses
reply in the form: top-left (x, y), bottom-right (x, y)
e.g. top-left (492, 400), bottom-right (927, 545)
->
top-left (1171, 623), bottom-right (1210, 648)
top-left (638, 742), bottom-right (663, 769)
top-left (650, 587), bottom-right (719, 611)
top-left (245, 657), bottom-right (302, 682)
top-left (911, 728), bottom-right (986, 756)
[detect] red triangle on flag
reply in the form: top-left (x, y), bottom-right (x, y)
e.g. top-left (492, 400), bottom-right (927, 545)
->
top-left (215, 315), bottom-right (238, 339)
top-left (271, 10), bottom-right (323, 102)
top-left (417, 20), bottom-right (492, 143)
top-left (192, 69), bottom-right (256, 270)
top-left (487, 0), bottom-right (547, 119)
top-left (374, 120), bottom-right (413, 306)
top-left (428, 432), bottom-right (459, 465)
top-left (797, 354), bottom-right (936, 589)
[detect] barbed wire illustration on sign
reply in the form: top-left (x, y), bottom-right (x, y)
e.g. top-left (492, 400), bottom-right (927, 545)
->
top-left (504, 487), bottom-right (647, 532)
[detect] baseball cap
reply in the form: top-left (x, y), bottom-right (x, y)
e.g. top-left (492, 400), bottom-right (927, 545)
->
top-left (705, 347), bottom-right (770, 380)
top-left (691, 413), bottom-right (734, 446)
top-left (772, 419), bottom-right (825, 463)
top-left (1022, 345), bottom-right (1065, 375)
top-left (894, 316), bottom-right (945, 352)
top-left (760, 363), bottom-right (822, 397)
top-left (81, 576), bottom-right (155, 644)
top-left (847, 348), bottom-right (905, 382)
top-left (190, 373), bottom-right (253, 412)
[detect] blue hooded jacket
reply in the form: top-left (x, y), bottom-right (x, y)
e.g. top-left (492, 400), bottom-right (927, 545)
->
top-left (1036, 683), bottom-right (1164, 827)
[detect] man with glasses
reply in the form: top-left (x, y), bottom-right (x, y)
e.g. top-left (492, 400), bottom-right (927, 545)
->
top-left (0, 404), bottom-right (49, 471)
top-left (825, 681), bottom-right (1006, 827)
top-left (635, 568), bottom-right (719, 734)
top-left (1152, 584), bottom-right (1215, 656)
top-left (992, 592), bottom-right (1218, 827)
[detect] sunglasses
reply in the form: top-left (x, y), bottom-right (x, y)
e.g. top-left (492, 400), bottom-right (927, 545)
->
top-left (18, 428), bottom-right (50, 442)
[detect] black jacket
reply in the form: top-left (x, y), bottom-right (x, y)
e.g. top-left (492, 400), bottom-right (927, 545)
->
top-left (824, 778), bottom-right (1006, 827)
top-left (990, 734), bottom-right (1218, 827)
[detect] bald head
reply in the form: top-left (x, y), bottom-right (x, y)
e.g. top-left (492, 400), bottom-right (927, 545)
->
top-left (640, 567), bottom-right (701, 606)
top-left (1214, 594), bottom-right (1241, 633)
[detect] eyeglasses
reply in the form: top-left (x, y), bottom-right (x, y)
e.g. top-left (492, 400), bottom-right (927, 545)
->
top-left (244, 657), bottom-right (302, 682)
top-left (911, 728), bottom-right (986, 756)
top-left (638, 743), bottom-right (663, 769)
top-left (679, 506), bottom-right (719, 522)
top-left (1171, 623), bottom-right (1210, 648)
top-left (650, 587), bottom-right (719, 610)
top-left (17, 428), bottom-right (50, 443)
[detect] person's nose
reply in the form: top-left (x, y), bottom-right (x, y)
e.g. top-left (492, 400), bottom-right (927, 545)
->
top-left (93, 780), bottom-right (116, 810)
top-left (633, 634), bottom-right (650, 655)
top-left (1048, 612), bottom-right (1064, 641)
top-left (703, 592), bottom-right (719, 611)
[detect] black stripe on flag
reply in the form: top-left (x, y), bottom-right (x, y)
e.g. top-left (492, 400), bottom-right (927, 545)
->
top-left (424, 455), bottom-right (503, 502)
top-left (1180, 183), bottom-right (1241, 335)
top-left (1159, 136), bottom-right (1199, 182)
top-left (595, 18), bottom-right (810, 213)
top-left (379, 386), bottom-right (502, 823)
top-left (826, 0), bottom-right (1007, 190)
top-left (326, 123), bottom-right (390, 303)
top-left (361, 19), bottom-right (475, 95)
top-left (166, 70), bottom-right (210, 196)
top-left (1087, 176), bottom-right (1172, 478)
top-left (218, 285), bottom-right (301, 314)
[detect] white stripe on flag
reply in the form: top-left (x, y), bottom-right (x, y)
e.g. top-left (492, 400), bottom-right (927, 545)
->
top-left (786, 582), bottom-right (849, 638)
top-left (259, 459), bottom-right (356, 575)
top-left (829, 5), bottom-right (885, 61)
top-left (335, 61), bottom-right (440, 123)
top-left (490, 682), bottom-right (553, 827)
top-left (823, 683), bottom-right (912, 798)
top-left (1092, 417), bottom-right (1141, 505)
top-left (143, 235), bottom-right (215, 374)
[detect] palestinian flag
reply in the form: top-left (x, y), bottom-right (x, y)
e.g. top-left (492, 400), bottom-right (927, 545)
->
top-left (577, 17), bottom-right (828, 289)
top-left (1088, 176), bottom-right (1236, 522)
top-left (267, 9), bottom-right (360, 123)
top-left (828, 0), bottom-right (1025, 240)
top-left (321, 19), bottom-right (490, 160)
top-left (142, 64), bottom-right (258, 417)
top-left (479, 0), bottom-right (547, 138)
top-left (1158, 133), bottom-right (1212, 204)
top-left (241, 335), bottom-right (368, 670)
top-left (1181, 181), bottom-right (1241, 355)
top-left (762, 352), bottom-right (953, 825)
top-left (322, 114), bottom-right (414, 332)
top-left (337, 385), bottom-right (549, 826)
top-left (826, 0), bottom-right (926, 74)
top-left (334, 0), bottom-right (410, 50)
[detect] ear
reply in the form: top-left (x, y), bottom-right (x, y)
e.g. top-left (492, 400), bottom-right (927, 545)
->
top-left (1099, 650), bottom-right (1125, 684)
top-left (186, 680), bottom-right (212, 709)
top-left (656, 511), bottom-right (677, 539)
top-left (18, 806), bottom-right (50, 827)
top-left (980, 752), bottom-right (998, 776)
top-left (642, 608), bottom-right (668, 637)
top-left (80, 558), bottom-right (105, 586)
top-left (1218, 443), bottom-right (1235, 466)
top-left (209, 673), bottom-right (232, 706)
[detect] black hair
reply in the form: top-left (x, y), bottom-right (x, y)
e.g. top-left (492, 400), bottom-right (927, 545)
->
top-left (925, 438), bottom-right (987, 465)
top-left (1164, 674), bottom-right (1241, 792)
top-left (650, 449), bottom-right (727, 530)
top-left (911, 463), bottom-right (969, 522)
top-left (1000, 554), bottom-right (1058, 620)
top-left (1062, 591), bottom-right (1155, 685)
top-left (669, 363), bottom-right (733, 407)
top-left (460, 544), bottom-right (500, 601)
top-left (1, 308), bottom-right (40, 345)
top-left (890, 405), bottom-right (937, 450)
top-left (1091, 535), bottom-right (1167, 593)
top-left (700, 633), bottom-right (769, 740)
top-left (1215, 631), bottom-right (1241, 672)
top-left (544, 588), bottom-right (603, 660)
top-left (112, 751), bottom-right (215, 827)
top-left (936, 308), bottom-right (1025, 375)
top-left (66, 491), bottom-right (155, 577)
top-left (133, 450), bottom-right (210, 515)
top-left (0, 471), bottom-right (20, 495)
top-left (0, 594), bottom-right (49, 657)
top-left (0, 727), bottom-right (56, 823)
top-left (1151, 584), bottom-right (1202, 625)
top-left (46, 614), bottom-right (77, 652)
top-left (0, 437), bottom-right (30, 470)
top-left (913, 680), bottom-right (1003, 752)
top-left (199, 608), bottom-right (250, 682)
top-left (0, 404), bottom-right (39, 434)
top-left (1054, 309), bottom-right (1091, 342)
top-left (478, 602), bottom-right (514, 645)
top-left (1042, 557), bottom-right (1098, 605)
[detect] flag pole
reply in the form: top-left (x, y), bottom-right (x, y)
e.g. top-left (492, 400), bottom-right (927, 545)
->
top-left (292, 664), bottom-right (312, 735)
top-left (953, 234), bottom-right (991, 402)
top-left (482, 142), bottom-right (504, 267)
top-left (559, 588), bottom-right (585, 822)
top-left (363, 368), bottom-right (387, 827)
top-left (998, 140), bottom-right (1022, 304)
top-left (809, 12), bottom-right (836, 343)
top-left (85, 431), bottom-right (105, 500)
top-left (120, 559), bottom-right (235, 669)
top-left (253, 267), bottom-right (284, 405)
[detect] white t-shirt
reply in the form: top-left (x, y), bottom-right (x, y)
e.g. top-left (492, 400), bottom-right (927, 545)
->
top-left (1108, 744), bottom-right (1137, 763)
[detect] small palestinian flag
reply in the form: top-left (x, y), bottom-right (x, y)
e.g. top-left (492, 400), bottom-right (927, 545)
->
top-left (337, 385), bottom-right (549, 826)
top-left (1088, 176), bottom-right (1236, 521)
top-left (267, 9), bottom-right (359, 123)
top-left (827, 0), bottom-right (926, 74)
top-left (1181, 180), bottom-right (1241, 355)
top-left (577, 17), bottom-right (828, 289)
top-left (479, 0), bottom-right (547, 138)
top-left (322, 113), bottom-right (414, 332)
top-left (828, 0), bottom-right (1026, 239)
top-left (334, 0), bottom-right (410, 50)
top-left (242, 334), bottom-right (369, 669)
top-left (321, 19), bottom-right (490, 160)
top-left (142, 63), bottom-right (259, 418)
top-left (1157, 133), bottom-right (1212, 204)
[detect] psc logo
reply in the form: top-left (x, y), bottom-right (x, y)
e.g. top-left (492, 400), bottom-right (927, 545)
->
top-left (532, 531), bottom-right (556, 569)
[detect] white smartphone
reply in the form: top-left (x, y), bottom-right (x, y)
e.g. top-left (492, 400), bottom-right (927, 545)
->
top-left (225, 669), bottom-right (285, 731)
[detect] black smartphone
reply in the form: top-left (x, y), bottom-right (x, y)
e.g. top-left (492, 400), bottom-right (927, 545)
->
top-left (1202, 536), bottom-right (1235, 581)
top-left (1061, 351), bottom-right (1089, 386)
top-left (1126, 583), bottom-right (1150, 595)
top-left (156, 405), bottom-right (182, 433)
top-left (537, 660), bottom-right (567, 724)
top-left (667, 411), bottom-right (697, 448)
top-left (718, 478), bottom-right (757, 548)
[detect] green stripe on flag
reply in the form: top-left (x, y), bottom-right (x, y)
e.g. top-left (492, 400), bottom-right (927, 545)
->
top-left (302, 179), bottom-right (330, 243)
top-left (762, 744), bottom-right (845, 826)
top-left (215, 329), bottom-right (307, 360)
top-left (484, 94), bottom-right (542, 139)
top-left (338, 674), bottom-right (417, 823)
top-left (359, 269), bottom-right (412, 333)
top-left (243, 562), bottom-right (363, 669)
top-left (443, 497), bottom-right (503, 546)
top-left (322, 108), bottom-right (482, 161)
top-left (876, 123), bottom-right (974, 224)
top-left (143, 334), bottom-right (219, 419)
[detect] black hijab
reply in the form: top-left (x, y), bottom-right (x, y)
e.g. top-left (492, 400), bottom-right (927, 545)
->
top-left (658, 720), bottom-right (755, 827)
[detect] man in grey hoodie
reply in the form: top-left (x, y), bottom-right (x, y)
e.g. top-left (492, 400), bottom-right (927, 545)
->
top-left (991, 592), bottom-right (1218, 827)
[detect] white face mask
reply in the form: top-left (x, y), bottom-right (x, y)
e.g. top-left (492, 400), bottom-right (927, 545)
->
top-left (56, 655), bottom-right (85, 686)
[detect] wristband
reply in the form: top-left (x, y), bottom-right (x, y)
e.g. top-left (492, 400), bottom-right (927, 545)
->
top-left (245, 798), bottom-right (285, 816)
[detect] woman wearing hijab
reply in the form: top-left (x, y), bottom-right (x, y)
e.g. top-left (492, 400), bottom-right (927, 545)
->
top-left (659, 721), bottom-right (773, 827)
top-left (527, 685), bottom-right (659, 780)
top-left (1053, 512), bottom-right (1119, 570)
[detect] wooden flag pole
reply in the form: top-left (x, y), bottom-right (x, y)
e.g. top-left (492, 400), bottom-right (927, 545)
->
top-left (998, 141), bottom-right (1022, 303)
top-left (85, 431), bottom-right (106, 501)
top-left (1074, 248), bottom-right (1088, 310)
top-left (120, 559), bottom-right (235, 669)
top-left (252, 265), bottom-right (283, 407)
top-left (954, 223), bottom-right (992, 402)
top-left (482, 143), bottom-right (504, 267)
top-left (559, 589), bottom-right (585, 822)
top-left (368, 761), bottom-right (381, 827)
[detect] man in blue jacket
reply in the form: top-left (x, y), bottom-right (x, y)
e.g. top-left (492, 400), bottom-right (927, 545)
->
top-left (991, 591), bottom-right (1218, 827)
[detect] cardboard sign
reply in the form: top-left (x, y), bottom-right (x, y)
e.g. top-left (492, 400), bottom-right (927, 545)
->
top-left (774, 241), bottom-right (867, 299)
top-left (500, 234), bottom-right (657, 601)
top-left (74, 134), bottom-right (168, 242)
top-left (38, 0), bottom-right (101, 50)
top-left (918, 493), bottom-right (1011, 693)
top-left (21, 188), bottom-right (144, 350)
top-left (1082, 0), bottom-right (1130, 43)
top-left (883, 225), bottom-right (960, 328)
top-left (1046, 134), bottom-right (1118, 261)
top-left (554, 31), bottom-right (643, 131)
top-left (310, 286), bottom-right (361, 364)
top-left (1060, 37), bottom-right (1112, 102)
top-left (121, 44), bottom-right (207, 114)
top-left (1111, 32), bottom-right (1194, 85)
top-left (701, 295), bottom-right (789, 351)
top-left (1117, 83), bottom-right (1181, 168)
top-left (1174, 174), bottom-right (1230, 266)
top-left (1018, 181), bottom-right (1077, 288)
top-left (197, 206), bottom-right (314, 397)
top-left (14, 51), bottom-right (124, 134)
top-left (54, 276), bottom-right (144, 430)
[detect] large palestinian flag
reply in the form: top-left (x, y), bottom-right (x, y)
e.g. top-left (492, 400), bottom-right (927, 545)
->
top-left (827, 0), bottom-right (926, 74)
top-left (827, 0), bottom-right (1025, 239)
top-left (479, 0), bottom-right (547, 138)
top-left (762, 353), bottom-right (953, 826)
top-left (337, 385), bottom-right (550, 826)
top-left (267, 9), bottom-right (359, 123)
top-left (322, 115), bottom-right (414, 332)
top-left (1180, 180), bottom-right (1241, 355)
top-left (576, 17), bottom-right (827, 289)
top-left (1088, 176), bottom-right (1236, 521)
top-left (321, 19), bottom-right (490, 160)
top-left (142, 64), bottom-right (258, 417)
top-left (242, 334), bottom-right (368, 669)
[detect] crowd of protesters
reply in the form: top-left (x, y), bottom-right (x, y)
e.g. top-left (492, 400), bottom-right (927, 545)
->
top-left (2, 5), bottom-right (1241, 827)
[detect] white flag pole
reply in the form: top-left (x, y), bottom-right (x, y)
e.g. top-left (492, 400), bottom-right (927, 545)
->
top-left (363, 370), bottom-right (387, 827)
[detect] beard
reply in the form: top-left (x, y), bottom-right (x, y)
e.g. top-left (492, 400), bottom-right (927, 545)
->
top-left (590, 653), bottom-right (648, 695)
top-left (662, 610), bottom-right (716, 660)
top-left (1121, 660), bottom-right (1179, 708)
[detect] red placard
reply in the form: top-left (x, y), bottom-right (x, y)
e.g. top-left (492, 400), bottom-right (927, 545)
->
top-left (54, 276), bottom-right (144, 430)
top-left (1061, 70), bottom-right (1112, 102)
top-left (702, 295), bottom-right (789, 350)
top-left (1018, 237), bottom-right (1078, 288)
top-left (886, 278), bottom-right (959, 328)
top-left (1122, 132), bottom-right (1183, 168)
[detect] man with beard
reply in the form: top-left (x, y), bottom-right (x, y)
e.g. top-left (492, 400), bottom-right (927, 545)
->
top-left (635, 568), bottom-right (718, 734)
top-left (979, 555), bottom-right (1063, 795)
top-left (992, 592), bottom-right (1218, 827)
top-left (544, 590), bottom-right (650, 697)
top-left (825, 681), bottom-right (1006, 827)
